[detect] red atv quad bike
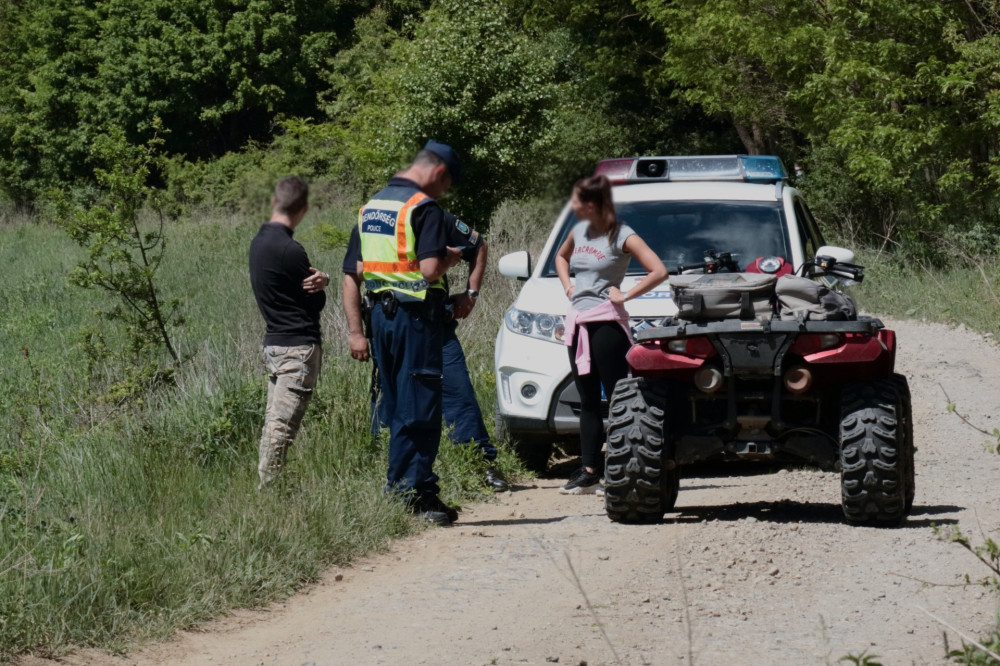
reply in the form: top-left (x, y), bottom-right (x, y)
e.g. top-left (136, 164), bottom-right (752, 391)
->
top-left (605, 249), bottom-right (914, 526)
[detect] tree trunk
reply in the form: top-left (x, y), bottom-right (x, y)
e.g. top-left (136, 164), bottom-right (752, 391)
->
top-left (734, 120), bottom-right (758, 154)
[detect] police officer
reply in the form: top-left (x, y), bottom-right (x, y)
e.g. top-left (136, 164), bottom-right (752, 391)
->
top-left (341, 140), bottom-right (464, 525)
top-left (344, 210), bottom-right (509, 493)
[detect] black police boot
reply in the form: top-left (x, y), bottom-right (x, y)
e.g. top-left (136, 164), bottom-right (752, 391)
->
top-left (408, 494), bottom-right (458, 526)
top-left (485, 467), bottom-right (509, 492)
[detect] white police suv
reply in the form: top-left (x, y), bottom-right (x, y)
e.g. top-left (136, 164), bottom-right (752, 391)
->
top-left (494, 155), bottom-right (828, 471)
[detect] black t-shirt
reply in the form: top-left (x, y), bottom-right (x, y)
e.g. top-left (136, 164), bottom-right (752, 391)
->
top-left (249, 222), bottom-right (326, 346)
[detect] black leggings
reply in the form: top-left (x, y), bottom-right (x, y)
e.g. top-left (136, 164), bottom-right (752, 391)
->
top-left (567, 321), bottom-right (631, 471)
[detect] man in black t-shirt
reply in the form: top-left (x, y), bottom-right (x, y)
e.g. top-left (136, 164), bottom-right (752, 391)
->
top-left (249, 176), bottom-right (330, 489)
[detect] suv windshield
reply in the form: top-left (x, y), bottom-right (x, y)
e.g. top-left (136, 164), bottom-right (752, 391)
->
top-left (541, 200), bottom-right (791, 275)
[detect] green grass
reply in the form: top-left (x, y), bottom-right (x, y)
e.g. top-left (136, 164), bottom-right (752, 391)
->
top-left (853, 247), bottom-right (1000, 339)
top-left (0, 201), bottom-right (540, 660)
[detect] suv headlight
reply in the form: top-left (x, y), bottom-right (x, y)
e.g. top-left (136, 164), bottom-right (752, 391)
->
top-left (504, 307), bottom-right (566, 343)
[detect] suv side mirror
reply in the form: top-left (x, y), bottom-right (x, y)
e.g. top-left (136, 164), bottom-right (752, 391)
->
top-left (815, 245), bottom-right (855, 265)
top-left (498, 251), bottom-right (531, 280)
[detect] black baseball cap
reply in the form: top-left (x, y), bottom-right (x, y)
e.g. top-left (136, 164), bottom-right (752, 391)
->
top-left (423, 139), bottom-right (462, 185)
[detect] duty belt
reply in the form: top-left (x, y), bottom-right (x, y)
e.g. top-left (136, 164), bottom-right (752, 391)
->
top-left (364, 278), bottom-right (429, 292)
top-left (371, 289), bottom-right (445, 322)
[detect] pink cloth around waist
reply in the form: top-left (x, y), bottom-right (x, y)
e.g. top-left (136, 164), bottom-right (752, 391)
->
top-left (564, 300), bottom-right (632, 375)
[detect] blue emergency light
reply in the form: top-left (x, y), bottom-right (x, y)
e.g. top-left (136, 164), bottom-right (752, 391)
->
top-left (739, 155), bottom-right (788, 181)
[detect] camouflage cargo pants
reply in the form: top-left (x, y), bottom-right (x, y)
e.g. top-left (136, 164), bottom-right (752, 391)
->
top-left (258, 343), bottom-right (322, 489)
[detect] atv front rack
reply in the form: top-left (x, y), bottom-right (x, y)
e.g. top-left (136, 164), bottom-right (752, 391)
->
top-left (635, 315), bottom-right (885, 342)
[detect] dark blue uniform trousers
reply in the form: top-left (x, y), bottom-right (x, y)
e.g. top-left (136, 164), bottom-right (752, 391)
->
top-left (371, 319), bottom-right (496, 461)
top-left (440, 319), bottom-right (496, 461)
top-left (370, 298), bottom-right (444, 497)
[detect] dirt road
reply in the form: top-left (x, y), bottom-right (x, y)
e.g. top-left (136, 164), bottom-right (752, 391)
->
top-left (24, 318), bottom-right (1000, 665)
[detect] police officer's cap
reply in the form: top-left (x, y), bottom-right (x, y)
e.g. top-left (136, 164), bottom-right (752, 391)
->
top-left (423, 140), bottom-right (462, 185)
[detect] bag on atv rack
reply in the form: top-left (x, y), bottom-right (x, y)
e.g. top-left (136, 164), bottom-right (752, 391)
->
top-left (775, 275), bottom-right (857, 321)
top-left (669, 272), bottom-right (776, 321)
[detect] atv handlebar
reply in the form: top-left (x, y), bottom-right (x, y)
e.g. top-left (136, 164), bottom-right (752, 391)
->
top-left (677, 249), bottom-right (742, 274)
top-left (800, 254), bottom-right (865, 283)
top-left (676, 248), bottom-right (865, 285)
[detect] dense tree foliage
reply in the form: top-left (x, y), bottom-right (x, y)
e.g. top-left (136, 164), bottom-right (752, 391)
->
top-left (2, 0), bottom-right (1000, 244)
top-left (640, 0), bottom-right (818, 156)
top-left (509, 0), bottom-right (736, 155)
top-left (0, 0), bottom-right (373, 202)
top-left (642, 0), bottom-right (1000, 244)
top-left (322, 0), bottom-right (637, 220)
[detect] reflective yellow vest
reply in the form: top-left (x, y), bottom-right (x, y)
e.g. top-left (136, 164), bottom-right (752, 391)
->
top-left (358, 183), bottom-right (445, 302)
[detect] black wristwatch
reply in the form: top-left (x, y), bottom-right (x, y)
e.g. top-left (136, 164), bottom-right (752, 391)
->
top-left (466, 288), bottom-right (480, 299)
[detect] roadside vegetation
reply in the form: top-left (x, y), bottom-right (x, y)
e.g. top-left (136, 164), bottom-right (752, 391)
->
top-left (3, 0), bottom-right (1000, 661)
top-left (854, 245), bottom-right (1000, 341)
top-left (0, 198), bottom-right (538, 660)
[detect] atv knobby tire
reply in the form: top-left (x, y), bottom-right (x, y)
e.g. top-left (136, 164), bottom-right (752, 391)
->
top-left (890, 373), bottom-right (916, 513)
top-left (839, 379), bottom-right (913, 526)
top-left (604, 378), bottom-right (679, 523)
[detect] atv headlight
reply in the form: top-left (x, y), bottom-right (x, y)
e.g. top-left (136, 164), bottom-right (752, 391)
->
top-left (667, 340), bottom-right (688, 354)
top-left (504, 307), bottom-right (565, 343)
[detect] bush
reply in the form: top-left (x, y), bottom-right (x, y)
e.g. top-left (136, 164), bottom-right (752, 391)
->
top-left (163, 118), bottom-right (360, 217)
top-left (0, 0), bottom-right (376, 203)
top-left (324, 0), bottom-right (631, 223)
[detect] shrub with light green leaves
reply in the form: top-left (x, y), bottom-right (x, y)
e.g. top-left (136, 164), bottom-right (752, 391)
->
top-left (325, 0), bottom-right (631, 223)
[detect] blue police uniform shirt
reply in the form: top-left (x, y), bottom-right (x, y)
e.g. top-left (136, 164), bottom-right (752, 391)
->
top-left (341, 177), bottom-right (483, 275)
top-left (443, 215), bottom-right (483, 262)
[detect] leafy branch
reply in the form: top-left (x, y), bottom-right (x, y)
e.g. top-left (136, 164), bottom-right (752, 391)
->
top-left (54, 121), bottom-right (183, 372)
top-left (921, 605), bottom-right (1000, 664)
top-left (937, 384), bottom-right (1000, 663)
top-left (940, 383), bottom-right (1000, 452)
top-left (932, 519), bottom-right (1000, 663)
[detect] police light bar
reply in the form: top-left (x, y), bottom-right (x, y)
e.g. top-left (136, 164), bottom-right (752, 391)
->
top-left (593, 155), bottom-right (788, 184)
